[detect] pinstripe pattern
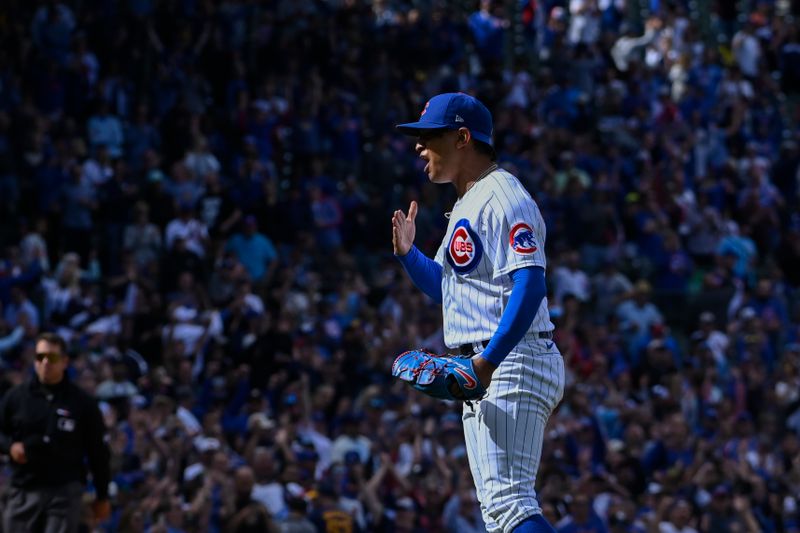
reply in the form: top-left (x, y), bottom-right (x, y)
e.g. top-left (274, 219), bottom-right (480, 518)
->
top-left (436, 169), bottom-right (553, 349)
top-left (462, 341), bottom-right (564, 532)
top-left (431, 168), bottom-right (564, 532)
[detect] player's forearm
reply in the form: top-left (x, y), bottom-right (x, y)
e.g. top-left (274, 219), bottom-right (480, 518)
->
top-left (480, 266), bottom-right (546, 367)
top-left (395, 245), bottom-right (443, 303)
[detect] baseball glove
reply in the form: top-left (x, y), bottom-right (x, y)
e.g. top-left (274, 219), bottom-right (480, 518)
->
top-left (391, 350), bottom-right (487, 402)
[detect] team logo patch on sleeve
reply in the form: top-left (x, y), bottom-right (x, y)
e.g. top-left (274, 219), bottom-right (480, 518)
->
top-left (446, 219), bottom-right (483, 274)
top-left (509, 222), bottom-right (538, 254)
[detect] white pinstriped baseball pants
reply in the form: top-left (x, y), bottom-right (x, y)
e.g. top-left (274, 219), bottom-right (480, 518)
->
top-left (462, 337), bottom-right (565, 533)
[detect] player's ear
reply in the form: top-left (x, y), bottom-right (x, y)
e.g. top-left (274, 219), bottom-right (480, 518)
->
top-left (456, 127), bottom-right (471, 147)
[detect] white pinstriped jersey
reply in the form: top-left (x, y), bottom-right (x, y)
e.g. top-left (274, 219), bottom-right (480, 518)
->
top-left (434, 168), bottom-right (553, 348)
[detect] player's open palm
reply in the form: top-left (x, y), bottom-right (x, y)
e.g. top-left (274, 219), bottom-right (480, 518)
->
top-left (392, 201), bottom-right (418, 256)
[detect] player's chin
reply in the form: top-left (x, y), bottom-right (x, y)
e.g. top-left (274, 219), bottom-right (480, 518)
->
top-left (427, 170), bottom-right (445, 183)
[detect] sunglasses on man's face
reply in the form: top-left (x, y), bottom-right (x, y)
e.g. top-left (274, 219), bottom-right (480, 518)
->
top-left (35, 352), bottom-right (64, 363)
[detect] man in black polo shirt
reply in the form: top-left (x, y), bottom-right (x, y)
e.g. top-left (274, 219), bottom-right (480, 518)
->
top-left (0, 332), bottom-right (111, 532)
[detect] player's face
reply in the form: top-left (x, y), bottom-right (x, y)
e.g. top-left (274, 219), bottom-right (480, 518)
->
top-left (415, 129), bottom-right (459, 184)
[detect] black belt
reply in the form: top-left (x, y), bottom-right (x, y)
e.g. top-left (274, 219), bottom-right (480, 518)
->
top-left (457, 331), bottom-right (554, 356)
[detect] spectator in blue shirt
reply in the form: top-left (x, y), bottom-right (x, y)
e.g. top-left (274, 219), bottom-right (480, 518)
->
top-left (557, 492), bottom-right (608, 533)
top-left (87, 100), bottom-right (124, 158)
top-left (717, 221), bottom-right (757, 281)
top-left (468, 0), bottom-right (509, 66)
top-left (4, 286), bottom-right (40, 331)
top-left (226, 216), bottom-right (278, 285)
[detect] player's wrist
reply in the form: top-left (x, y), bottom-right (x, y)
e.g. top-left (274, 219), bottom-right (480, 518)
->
top-left (395, 244), bottom-right (417, 259)
top-left (478, 349), bottom-right (503, 369)
top-left (472, 354), bottom-right (496, 388)
top-left (475, 353), bottom-right (498, 369)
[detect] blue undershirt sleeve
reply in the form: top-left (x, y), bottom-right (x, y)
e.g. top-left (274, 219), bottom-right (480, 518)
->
top-left (395, 245), bottom-right (443, 304)
top-left (480, 266), bottom-right (547, 367)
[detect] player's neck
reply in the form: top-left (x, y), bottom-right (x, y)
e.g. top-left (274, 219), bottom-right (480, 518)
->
top-left (454, 158), bottom-right (497, 198)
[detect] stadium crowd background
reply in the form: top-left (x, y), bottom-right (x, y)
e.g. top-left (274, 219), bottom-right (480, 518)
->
top-left (0, 0), bottom-right (799, 531)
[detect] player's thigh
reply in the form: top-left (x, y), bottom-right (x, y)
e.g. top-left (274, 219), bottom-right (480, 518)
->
top-left (465, 352), bottom-right (564, 471)
top-left (480, 353), bottom-right (564, 476)
top-left (497, 351), bottom-right (564, 417)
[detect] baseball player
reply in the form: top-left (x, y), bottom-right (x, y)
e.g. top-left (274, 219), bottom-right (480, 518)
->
top-left (390, 93), bottom-right (565, 533)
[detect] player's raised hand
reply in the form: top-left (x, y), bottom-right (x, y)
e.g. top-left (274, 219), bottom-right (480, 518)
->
top-left (392, 201), bottom-right (418, 256)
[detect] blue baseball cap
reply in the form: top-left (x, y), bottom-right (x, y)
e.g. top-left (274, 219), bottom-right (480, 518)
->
top-left (396, 93), bottom-right (494, 146)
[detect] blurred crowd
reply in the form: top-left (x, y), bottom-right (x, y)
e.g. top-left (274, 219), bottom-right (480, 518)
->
top-left (0, 0), bottom-right (799, 532)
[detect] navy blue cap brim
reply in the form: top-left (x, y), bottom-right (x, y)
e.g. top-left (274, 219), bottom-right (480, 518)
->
top-left (395, 121), bottom-right (453, 135)
top-left (396, 122), bottom-right (493, 146)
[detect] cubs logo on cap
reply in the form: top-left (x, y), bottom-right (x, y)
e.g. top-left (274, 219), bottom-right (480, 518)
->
top-left (509, 222), bottom-right (537, 254)
top-left (396, 93), bottom-right (494, 147)
top-left (447, 219), bottom-right (483, 274)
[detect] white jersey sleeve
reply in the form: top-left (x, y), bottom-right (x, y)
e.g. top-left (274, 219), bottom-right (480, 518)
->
top-left (484, 172), bottom-right (547, 279)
